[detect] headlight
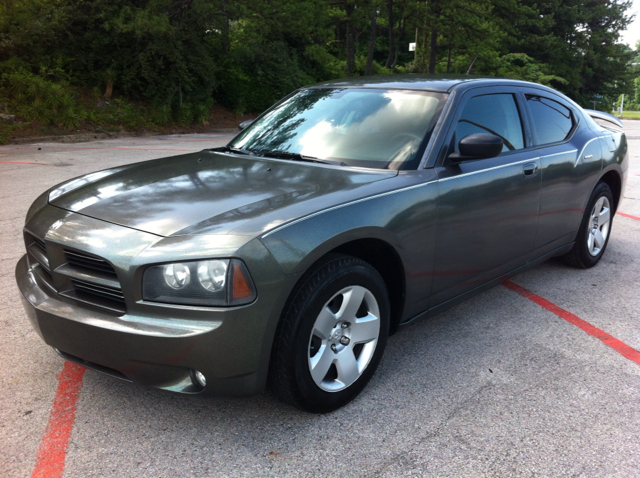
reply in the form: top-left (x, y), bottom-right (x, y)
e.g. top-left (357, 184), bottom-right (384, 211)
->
top-left (197, 260), bottom-right (227, 292)
top-left (142, 259), bottom-right (256, 307)
top-left (163, 263), bottom-right (191, 289)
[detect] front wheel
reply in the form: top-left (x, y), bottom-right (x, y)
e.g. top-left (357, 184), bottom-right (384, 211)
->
top-left (562, 182), bottom-right (614, 268)
top-left (270, 255), bottom-right (390, 413)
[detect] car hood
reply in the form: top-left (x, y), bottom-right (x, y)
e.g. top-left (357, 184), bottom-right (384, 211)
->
top-left (49, 151), bottom-right (397, 237)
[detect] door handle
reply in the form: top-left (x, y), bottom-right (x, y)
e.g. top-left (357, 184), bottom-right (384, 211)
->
top-left (523, 163), bottom-right (538, 177)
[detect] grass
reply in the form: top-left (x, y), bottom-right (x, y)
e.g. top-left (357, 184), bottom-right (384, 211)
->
top-left (619, 111), bottom-right (640, 119)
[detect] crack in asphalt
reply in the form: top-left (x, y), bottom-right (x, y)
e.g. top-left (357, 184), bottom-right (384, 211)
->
top-left (371, 382), bottom-right (494, 476)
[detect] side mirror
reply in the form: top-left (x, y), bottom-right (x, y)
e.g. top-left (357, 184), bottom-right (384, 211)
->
top-left (238, 119), bottom-right (254, 131)
top-left (448, 133), bottom-right (503, 161)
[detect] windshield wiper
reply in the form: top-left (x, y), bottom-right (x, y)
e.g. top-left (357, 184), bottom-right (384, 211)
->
top-left (211, 145), bottom-right (256, 156)
top-left (258, 150), bottom-right (345, 166)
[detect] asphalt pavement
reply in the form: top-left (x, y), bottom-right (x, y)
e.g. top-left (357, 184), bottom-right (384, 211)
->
top-left (1, 125), bottom-right (639, 477)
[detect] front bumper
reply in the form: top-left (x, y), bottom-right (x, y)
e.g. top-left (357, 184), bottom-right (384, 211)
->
top-left (17, 253), bottom-right (288, 396)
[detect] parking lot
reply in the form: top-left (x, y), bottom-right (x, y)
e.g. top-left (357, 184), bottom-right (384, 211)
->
top-left (1, 123), bottom-right (639, 477)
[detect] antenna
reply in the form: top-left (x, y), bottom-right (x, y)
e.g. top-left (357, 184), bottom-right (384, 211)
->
top-left (466, 56), bottom-right (478, 75)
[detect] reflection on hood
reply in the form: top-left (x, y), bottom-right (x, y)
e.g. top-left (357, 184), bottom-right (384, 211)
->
top-left (50, 151), bottom-right (397, 237)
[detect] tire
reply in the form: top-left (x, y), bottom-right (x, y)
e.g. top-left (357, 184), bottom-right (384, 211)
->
top-left (270, 254), bottom-right (390, 413)
top-left (562, 182), bottom-right (614, 269)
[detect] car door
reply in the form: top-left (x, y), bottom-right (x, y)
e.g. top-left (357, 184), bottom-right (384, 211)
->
top-left (519, 89), bottom-right (604, 253)
top-left (430, 86), bottom-right (541, 307)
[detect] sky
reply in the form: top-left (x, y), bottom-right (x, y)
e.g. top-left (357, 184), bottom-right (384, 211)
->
top-left (621, 0), bottom-right (640, 49)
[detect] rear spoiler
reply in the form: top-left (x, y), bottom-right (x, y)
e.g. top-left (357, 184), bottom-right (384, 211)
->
top-left (584, 109), bottom-right (623, 129)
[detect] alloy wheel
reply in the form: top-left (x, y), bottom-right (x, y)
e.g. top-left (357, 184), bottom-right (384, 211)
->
top-left (308, 285), bottom-right (380, 392)
top-left (587, 196), bottom-right (611, 256)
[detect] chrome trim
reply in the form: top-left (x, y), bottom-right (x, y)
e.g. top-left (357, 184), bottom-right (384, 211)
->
top-left (575, 137), bottom-right (601, 166)
top-left (437, 158), bottom-right (538, 183)
top-left (538, 149), bottom-right (578, 159)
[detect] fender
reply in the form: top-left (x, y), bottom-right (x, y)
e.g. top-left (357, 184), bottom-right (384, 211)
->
top-left (260, 171), bottom-right (440, 321)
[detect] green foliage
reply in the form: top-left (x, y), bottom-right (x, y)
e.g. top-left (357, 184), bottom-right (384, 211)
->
top-left (176, 103), bottom-right (194, 126)
top-left (86, 98), bottom-right (153, 131)
top-left (496, 54), bottom-right (567, 86)
top-left (0, 0), bottom-right (637, 131)
top-left (0, 122), bottom-right (27, 145)
top-left (194, 99), bottom-right (214, 124)
top-left (153, 104), bottom-right (172, 126)
top-left (217, 41), bottom-right (315, 114)
top-left (2, 69), bottom-right (81, 126)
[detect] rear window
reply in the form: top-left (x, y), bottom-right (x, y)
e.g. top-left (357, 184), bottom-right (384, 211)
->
top-left (526, 95), bottom-right (574, 145)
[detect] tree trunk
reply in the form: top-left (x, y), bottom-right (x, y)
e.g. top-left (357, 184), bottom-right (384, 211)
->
top-left (385, 0), bottom-right (394, 69)
top-left (420, 28), bottom-right (428, 72)
top-left (346, 3), bottom-right (356, 75)
top-left (428, 0), bottom-right (441, 74)
top-left (446, 44), bottom-right (451, 73)
top-left (221, 0), bottom-right (230, 54)
top-left (391, 8), bottom-right (405, 69)
top-left (428, 28), bottom-right (438, 73)
top-left (365, 7), bottom-right (378, 75)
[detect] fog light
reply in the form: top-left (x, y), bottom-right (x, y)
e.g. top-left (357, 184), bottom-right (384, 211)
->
top-left (191, 369), bottom-right (206, 389)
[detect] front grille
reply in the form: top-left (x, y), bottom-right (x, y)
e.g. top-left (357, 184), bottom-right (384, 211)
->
top-left (65, 250), bottom-right (118, 275)
top-left (71, 279), bottom-right (125, 302)
top-left (24, 231), bottom-right (126, 315)
top-left (26, 232), bottom-right (49, 269)
top-left (32, 235), bottom-right (46, 252)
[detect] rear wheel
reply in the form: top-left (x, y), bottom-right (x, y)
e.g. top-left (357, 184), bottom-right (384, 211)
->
top-left (562, 182), bottom-right (614, 268)
top-left (270, 254), bottom-right (390, 413)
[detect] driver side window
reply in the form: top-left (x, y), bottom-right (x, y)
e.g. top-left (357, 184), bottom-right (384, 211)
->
top-left (455, 93), bottom-right (524, 153)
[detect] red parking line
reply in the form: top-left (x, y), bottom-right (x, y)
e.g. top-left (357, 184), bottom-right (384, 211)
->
top-left (503, 280), bottom-right (640, 366)
top-left (32, 362), bottom-right (86, 478)
top-left (618, 211), bottom-right (640, 221)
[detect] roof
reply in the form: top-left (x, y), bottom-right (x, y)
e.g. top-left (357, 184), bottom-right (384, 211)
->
top-left (309, 74), bottom-right (544, 93)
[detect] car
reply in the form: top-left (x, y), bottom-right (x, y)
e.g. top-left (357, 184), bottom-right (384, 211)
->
top-left (15, 75), bottom-right (628, 413)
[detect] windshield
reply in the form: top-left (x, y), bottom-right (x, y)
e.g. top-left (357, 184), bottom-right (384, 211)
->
top-left (229, 88), bottom-right (446, 170)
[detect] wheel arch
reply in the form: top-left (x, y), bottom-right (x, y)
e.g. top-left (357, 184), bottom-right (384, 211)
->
top-left (330, 238), bottom-right (406, 335)
top-left (597, 168), bottom-right (622, 212)
top-left (269, 230), bottom-right (407, 336)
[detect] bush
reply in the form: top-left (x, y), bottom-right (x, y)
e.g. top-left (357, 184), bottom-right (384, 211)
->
top-left (2, 69), bottom-right (81, 127)
top-left (216, 41), bottom-right (315, 114)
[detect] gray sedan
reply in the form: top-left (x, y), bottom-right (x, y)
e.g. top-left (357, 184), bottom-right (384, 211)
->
top-left (15, 76), bottom-right (628, 412)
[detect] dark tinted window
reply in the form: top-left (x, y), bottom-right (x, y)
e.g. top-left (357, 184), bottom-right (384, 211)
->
top-left (455, 93), bottom-right (525, 153)
top-left (526, 95), bottom-right (574, 144)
